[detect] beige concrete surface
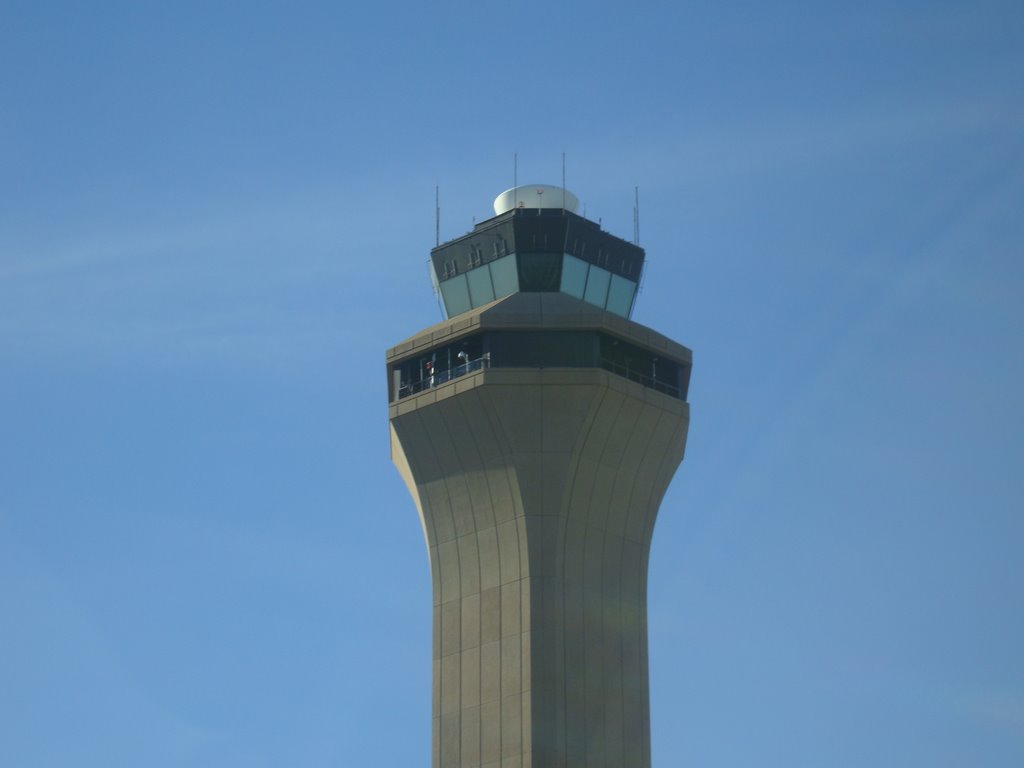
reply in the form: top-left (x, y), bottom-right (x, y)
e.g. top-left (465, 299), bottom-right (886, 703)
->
top-left (389, 294), bottom-right (690, 768)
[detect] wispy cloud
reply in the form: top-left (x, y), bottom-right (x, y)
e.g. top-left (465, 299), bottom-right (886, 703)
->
top-left (583, 92), bottom-right (1022, 196)
top-left (0, 181), bottom-right (432, 368)
top-left (963, 689), bottom-right (1024, 734)
top-left (0, 529), bottom-right (218, 764)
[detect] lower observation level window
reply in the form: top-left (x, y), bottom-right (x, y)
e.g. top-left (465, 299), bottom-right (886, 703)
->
top-left (391, 331), bottom-right (689, 402)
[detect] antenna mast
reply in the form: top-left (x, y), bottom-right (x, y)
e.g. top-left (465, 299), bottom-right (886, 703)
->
top-left (634, 186), bottom-right (640, 245)
top-left (435, 186), bottom-right (440, 247)
top-left (513, 153), bottom-right (518, 210)
top-left (562, 152), bottom-right (566, 213)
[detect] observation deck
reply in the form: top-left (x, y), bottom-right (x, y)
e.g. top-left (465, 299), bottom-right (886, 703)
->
top-left (387, 291), bottom-right (692, 404)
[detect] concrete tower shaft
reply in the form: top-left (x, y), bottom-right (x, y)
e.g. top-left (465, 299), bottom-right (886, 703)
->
top-left (388, 292), bottom-right (690, 768)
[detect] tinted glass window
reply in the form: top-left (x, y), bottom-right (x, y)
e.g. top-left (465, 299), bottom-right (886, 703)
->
top-left (440, 274), bottom-right (471, 317)
top-left (606, 274), bottom-right (636, 317)
top-left (490, 254), bottom-right (518, 298)
top-left (517, 252), bottom-right (562, 291)
top-left (485, 331), bottom-right (599, 368)
top-left (560, 254), bottom-right (588, 299)
top-left (467, 264), bottom-right (495, 308)
top-left (583, 265), bottom-right (611, 308)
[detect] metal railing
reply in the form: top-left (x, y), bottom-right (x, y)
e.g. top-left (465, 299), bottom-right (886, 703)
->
top-left (598, 358), bottom-right (681, 399)
top-left (394, 353), bottom-right (681, 401)
top-left (396, 354), bottom-right (491, 399)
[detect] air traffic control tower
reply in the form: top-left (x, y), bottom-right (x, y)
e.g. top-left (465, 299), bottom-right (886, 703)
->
top-left (387, 185), bottom-right (691, 768)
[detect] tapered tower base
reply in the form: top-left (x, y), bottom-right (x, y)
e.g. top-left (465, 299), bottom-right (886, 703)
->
top-left (389, 293), bottom-right (690, 767)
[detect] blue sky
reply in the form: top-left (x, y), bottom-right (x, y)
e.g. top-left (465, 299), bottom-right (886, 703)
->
top-left (2, 1), bottom-right (1022, 766)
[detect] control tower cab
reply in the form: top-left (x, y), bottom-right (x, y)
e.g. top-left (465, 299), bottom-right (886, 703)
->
top-left (431, 185), bottom-right (644, 320)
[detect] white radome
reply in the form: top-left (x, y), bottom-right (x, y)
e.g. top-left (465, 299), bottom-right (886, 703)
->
top-left (493, 185), bottom-right (579, 215)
